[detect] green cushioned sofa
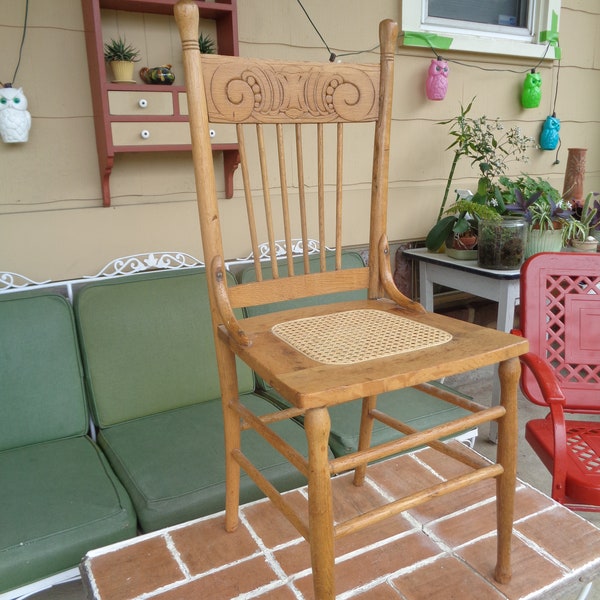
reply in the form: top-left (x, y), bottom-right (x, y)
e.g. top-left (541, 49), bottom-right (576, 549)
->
top-left (74, 268), bottom-right (311, 533)
top-left (0, 292), bottom-right (137, 595)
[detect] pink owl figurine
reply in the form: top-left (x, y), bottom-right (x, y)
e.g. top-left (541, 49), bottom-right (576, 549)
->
top-left (426, 58), bottom-right (449, 101)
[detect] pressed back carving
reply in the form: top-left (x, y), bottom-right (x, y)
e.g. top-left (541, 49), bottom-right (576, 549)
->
top-left (201, 55), bottom-right (381, 124)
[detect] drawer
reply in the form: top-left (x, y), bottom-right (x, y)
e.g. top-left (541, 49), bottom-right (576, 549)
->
top-left (111, 122), bottom-right (238, 147)
top-left (108, 91), bottom-right (174, 115)
top-left (111, 122), bottom-right (191, 146)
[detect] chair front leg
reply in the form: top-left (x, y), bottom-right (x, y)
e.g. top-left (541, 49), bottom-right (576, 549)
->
top-left (217, 342), bottom-right (242, 533)
top-left (305, 406), bottom-right (335, 600)
top-left (494, 356), bottom-right (520, 584)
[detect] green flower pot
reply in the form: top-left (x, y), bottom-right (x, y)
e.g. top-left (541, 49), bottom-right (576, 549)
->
top-left (525, 228), bottom-right (563, 259)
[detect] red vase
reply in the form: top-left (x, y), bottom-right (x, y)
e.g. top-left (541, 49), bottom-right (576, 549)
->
top-left (563, 148), bottom-right (587, 206)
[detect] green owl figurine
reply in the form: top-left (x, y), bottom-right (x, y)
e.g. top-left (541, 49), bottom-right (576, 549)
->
top-left (521, 70), bottom-right (542, 108)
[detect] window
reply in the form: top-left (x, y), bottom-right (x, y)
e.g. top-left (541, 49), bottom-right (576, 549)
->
top-left (401, 0), bottom-right (561, 59)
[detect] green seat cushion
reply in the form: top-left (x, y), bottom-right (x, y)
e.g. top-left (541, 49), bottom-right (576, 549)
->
top-left (74, 268), bottom-right (254, 428)
top-left (0, 437), bottom-right (136, 593)
top-left (97, 394), bottom-right (312, 533)
top-left (260, 383), bottom-right (476, 457)
top-left (0, 293), bottom-right (87, 450)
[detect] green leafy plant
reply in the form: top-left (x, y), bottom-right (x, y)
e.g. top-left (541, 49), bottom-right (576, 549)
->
top-left (426, 197), bottom-right (501, 252)
top-left (198, 33), bottom-right (216, 54)
top-left (502, 175), bottom-right (572, 232)
top-left (562, 192), bottom-right (600, 244)
top-left (104, 36), bottom-right (140, 62)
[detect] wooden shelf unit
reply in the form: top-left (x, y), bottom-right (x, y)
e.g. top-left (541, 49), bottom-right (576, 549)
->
top-left (81, 0), bottom-right (239, 207)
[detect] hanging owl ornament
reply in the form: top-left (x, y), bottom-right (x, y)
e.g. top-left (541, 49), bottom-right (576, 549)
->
top-left (0, 85), bottom-right (31, 143)
top-left (426, 58), bottom-right (449, 101)
top-left (521, 70), bottom-right (542, 109)
top-left (540, 114), bottom-right (560, 151)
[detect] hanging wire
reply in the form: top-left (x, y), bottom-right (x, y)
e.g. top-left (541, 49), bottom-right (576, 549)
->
top-left (7, 0), bottom-right (30, 86)
top-left (295, 0), bottom-right (337, 62)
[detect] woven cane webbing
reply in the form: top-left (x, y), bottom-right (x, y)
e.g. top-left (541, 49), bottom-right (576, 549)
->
top-left (271, 309), bottom-right (452, 365)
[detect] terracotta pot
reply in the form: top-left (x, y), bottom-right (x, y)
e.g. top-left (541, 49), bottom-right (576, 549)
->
top-left (563, 148), bottom-right (587, 207)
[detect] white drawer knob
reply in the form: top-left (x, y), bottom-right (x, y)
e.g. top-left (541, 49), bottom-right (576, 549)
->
top-left (138, 98), bottom-right (148, 108)
top-left (140, 129), bottom-right (150, 139)
top-left (209, 129), bottom-right (216, 138)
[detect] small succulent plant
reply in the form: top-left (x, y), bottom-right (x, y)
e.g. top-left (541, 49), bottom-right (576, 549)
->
top-left (198, 33), bottom-right (216, 54)
top-left (104, 36), bottom-right (140, 62)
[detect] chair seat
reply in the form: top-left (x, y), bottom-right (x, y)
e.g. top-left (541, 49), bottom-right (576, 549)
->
top-left (526, 418), bottom-right (600, 507)
top-left (228, 298), bottom-right (526, 409)
top-left (0, 437), bottom-right (136, 593)
top-left (97, 396), bottom-right (314, 532)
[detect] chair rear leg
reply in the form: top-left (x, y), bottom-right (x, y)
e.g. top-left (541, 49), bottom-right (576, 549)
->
top-left (305, 407), bottom-right (336, 600)
top-left (494, 357), bottom-right (520, 584)
top-left (353, 395), bottom-right (377, 486)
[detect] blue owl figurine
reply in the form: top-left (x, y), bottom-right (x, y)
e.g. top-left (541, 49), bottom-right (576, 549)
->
top-left (521, 70), bottom-right (542, 108)
top-left (540, 114), bottom-right (560, 150)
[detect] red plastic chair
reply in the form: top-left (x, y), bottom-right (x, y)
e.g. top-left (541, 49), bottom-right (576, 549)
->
top-left (516, 252), bottom-right (600, 511)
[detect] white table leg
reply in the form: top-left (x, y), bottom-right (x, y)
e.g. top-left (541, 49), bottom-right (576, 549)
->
top-left (419, 263), bottom-right (435, 312)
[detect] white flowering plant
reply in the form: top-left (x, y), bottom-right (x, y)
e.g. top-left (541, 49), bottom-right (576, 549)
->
top-left (426, 99), bottom-right (537, 252)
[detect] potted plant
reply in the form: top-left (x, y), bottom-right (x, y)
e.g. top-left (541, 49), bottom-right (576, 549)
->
top-left (427, 196), bottom-right (501, 260)
top-left (104, 36), bottom-right (140, 83)
top-left (502, 175), bottom-right (572, 258)
top-left (427, 99), bottom-right (536, 261)
top-left (562, 192), bottom-right (600, 252)
top-left (198, 32), bottom-right (216, 54)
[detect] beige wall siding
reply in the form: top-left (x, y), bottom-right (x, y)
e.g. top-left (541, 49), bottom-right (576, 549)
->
top-left (0, 0), bottom-right (598, 281)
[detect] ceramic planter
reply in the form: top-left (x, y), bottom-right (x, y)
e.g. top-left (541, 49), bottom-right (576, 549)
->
top-left (571, 239), bottom-right (598, 253)
top-left (525, 228), bottom-right (563, 259)
top-left (109, 60), bottom-right (136, 83)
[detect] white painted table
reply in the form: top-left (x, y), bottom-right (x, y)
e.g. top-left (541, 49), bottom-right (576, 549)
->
top-left (403, 247), bottom-right (521, 333)
top-left (403, 247), bottom-right (521, 442)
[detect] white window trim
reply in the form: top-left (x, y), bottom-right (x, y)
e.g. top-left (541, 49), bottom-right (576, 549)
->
top-left (401, 0), bottom-right (561, 60)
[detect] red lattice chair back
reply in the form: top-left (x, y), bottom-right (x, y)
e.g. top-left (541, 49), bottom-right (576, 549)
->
top-left (518, 251), bottom-right (600, 510)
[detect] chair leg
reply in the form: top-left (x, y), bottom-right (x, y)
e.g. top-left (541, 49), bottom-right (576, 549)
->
top-left (494, 356), bottom-right (520, 584)
top-left (305, 407), bottom-right (335, 600)
top-left (353, 395), bottom-right (377, 486)
top-left (218, 345), bottom-right (242, 533)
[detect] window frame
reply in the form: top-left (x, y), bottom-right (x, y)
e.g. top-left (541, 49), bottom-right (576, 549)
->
top-left (401, 0), bottom-right (561, 60)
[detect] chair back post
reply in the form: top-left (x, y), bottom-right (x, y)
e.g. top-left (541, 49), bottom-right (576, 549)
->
top-left (175, 0), bottom-right (226, 310)
top-left (369, 19), bottom-right (397, 300)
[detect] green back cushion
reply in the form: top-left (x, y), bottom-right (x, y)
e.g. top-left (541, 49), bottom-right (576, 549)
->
top-left (74, 269), bottom-right (254, 428)
top-left (239, 251), bottom-right (367, 317)
top-left (0, 293), bottom-right (87, 451)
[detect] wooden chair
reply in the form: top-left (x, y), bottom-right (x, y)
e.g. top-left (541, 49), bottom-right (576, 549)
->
top-left (515, 252), bottom-right (600, 511)
top-left (175, 1), bottom-right (527, 596)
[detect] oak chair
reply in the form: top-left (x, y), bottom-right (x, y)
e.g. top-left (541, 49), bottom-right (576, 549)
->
top-left (175, 1), bottom-right (528, 596)
top-left (515, 252), bottom-right (600, 511)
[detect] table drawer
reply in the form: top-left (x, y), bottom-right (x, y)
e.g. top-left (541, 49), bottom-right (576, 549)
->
top-left (108, 91), bottom-right (174, 115)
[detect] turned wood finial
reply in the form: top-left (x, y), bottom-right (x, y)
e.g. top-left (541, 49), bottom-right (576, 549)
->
top-left (175, 0), bottom-right (200, 49)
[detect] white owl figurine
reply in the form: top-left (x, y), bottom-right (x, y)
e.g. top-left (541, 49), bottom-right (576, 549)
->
top-left (0, 86), bottom-right (31, 143)
top-left (426, 59), bottom-right (449, 101)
